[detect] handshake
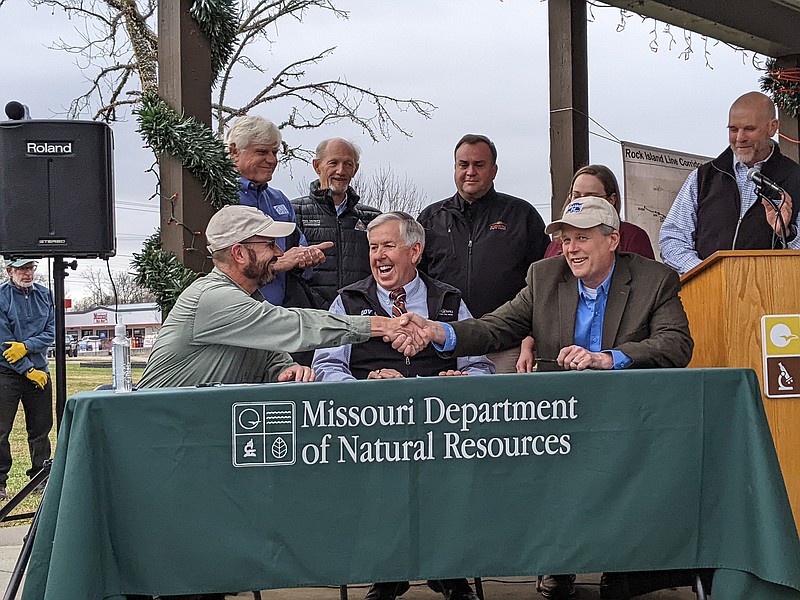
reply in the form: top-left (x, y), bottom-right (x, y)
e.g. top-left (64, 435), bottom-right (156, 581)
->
top-left (373, 313), bottom-right (447, 357)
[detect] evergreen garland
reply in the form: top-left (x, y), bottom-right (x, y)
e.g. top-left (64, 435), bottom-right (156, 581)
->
top-left (761, 58), bottom-right (800, 120)
top-left (190, 0), bottom-right (239, 81)
top-left (136, 90), bottom-right (239, 211)
top-left (132, 232), bottom-right (200, 314)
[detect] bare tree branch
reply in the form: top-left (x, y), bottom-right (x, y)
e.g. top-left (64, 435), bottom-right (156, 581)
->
top-left (74, 267), bottom-right (155, 310)
top-left (353, 166), bottom-right (429, 218)
top-left (17, 0), bottom-right (435, 152)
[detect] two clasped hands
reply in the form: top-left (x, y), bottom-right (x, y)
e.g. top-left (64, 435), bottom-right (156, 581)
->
top-left (373, 313), bottom-right (445, 357)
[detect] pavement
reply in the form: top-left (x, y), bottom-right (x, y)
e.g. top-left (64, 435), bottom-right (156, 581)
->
top-left (0, 524), bottom-right (27, 596)
top-left (0, 525), bottom-right (702, 600)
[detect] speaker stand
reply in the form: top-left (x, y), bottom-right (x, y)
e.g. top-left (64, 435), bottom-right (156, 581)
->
top-left (52, 257), bottom-right (77, 429)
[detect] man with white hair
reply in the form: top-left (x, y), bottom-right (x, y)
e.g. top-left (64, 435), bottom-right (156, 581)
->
top-left (226, 115), bottom-right (332, 306)
top-left (313, 212), bottom-right (490, 600)
top-left (291, 138), bottom-right (381, 309)
top-left (0, 258), bottom-right (54, 501)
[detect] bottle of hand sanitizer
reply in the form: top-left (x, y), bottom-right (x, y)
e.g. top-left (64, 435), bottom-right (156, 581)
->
top-left (111, 324), bottom-right (132, 393)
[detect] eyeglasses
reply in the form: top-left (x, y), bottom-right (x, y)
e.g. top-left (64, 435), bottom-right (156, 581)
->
top-left (240, 240), bottom-right (277, 250)
top-left (12, 265), bottom-right (37, 272)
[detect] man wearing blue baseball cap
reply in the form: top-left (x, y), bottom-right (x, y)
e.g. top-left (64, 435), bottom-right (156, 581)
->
top-left (0, 258), bottom-right (54, 501)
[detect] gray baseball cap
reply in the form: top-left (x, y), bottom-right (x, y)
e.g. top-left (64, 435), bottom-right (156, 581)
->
top-left (5, 258), bottom-right (39, 268)
top-left (545, 196), bottom-right (620, 235)
top-left (206, 205), bottom-right (296, 253)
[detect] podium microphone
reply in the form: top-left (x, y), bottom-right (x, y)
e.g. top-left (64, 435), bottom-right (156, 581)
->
top-left (747, 167), bottom-right (784, 200)
top-left (4, 101), bottom-right (31, 121)
top-left (746, 167), bottom-right (792, 243)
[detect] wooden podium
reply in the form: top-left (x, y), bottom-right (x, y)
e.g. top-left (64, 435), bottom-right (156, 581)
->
top-left (680, 250), bottom-right (800, 529)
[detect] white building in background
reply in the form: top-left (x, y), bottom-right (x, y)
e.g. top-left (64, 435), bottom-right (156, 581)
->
top-left (66, 303), bottom-right (162, 349)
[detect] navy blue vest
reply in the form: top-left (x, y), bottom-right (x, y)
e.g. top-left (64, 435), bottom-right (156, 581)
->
top-left (340, 273), bottom-right (460, 379)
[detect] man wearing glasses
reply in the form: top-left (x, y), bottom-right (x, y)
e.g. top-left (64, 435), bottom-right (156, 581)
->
top-left (0, 258), bottom-right (54, 501)
top-left (138, 205), bottom-right (425, 390)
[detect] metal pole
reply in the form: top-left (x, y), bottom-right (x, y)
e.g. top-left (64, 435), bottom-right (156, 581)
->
top-left (52, 257), bottom-right (76, 429)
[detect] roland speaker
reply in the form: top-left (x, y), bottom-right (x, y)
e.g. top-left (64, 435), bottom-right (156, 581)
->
top-left (0, 119), bottom-right (115, 259)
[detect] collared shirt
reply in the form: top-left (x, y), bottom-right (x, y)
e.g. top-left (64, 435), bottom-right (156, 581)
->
top-left (438, 263), bottom-right (632, 370)
top-left (312, 273), bottom-right (495, 381)
top-left (574, 266), bottom-right (631, 369)
top-left (237, 177), bottom-right (309, 305)
top-left (660, 145), bottom-right (800, 274)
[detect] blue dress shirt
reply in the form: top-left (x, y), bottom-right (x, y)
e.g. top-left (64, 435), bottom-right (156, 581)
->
top-left (439, 263), bottom-right (632, 369)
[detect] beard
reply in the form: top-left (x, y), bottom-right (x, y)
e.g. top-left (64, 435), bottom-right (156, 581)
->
top-left (731, 144), bottom-right (756, 166)
top-left (242, 247), bottom-right (276, 288)
top-left (10, 272), bottom-right (33, 288)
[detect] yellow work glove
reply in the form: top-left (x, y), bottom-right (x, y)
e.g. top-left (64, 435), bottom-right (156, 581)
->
top-left (25, 368), bottom-right (48, 390)
top-left (3, 341), bottom-right (27, 364)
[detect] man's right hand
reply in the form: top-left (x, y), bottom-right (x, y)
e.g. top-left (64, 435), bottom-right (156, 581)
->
top-left (274, 241), bottom-right (334, 272)
top-left (25, 369), bottom-right (48, 390)
top-left (404, 313), bottom-right (447, 346)
top-left (516, 336), bottom-right (536, 373)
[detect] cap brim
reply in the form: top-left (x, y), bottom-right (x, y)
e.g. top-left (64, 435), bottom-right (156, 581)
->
top-left (545, 216), bottom-right (608, 235)
top-left (7, 260), bottom-right (38, 268)
top-left (258, 220), bottom-right (296, 239)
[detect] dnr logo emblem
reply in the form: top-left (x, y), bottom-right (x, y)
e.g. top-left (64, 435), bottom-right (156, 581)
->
top-left (26, 141), bottom-right (73, 155)
top-left (232, 401), bottom-right (296, 467)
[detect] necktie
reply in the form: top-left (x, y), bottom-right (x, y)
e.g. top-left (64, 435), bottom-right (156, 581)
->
top-left (389, 287), bottom-right (407, 318)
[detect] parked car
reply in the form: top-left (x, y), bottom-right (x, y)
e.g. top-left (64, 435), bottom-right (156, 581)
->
top-left (79, 335), bottom-right (103, 352)
top-left (47, 334), bottom-right (79, 358)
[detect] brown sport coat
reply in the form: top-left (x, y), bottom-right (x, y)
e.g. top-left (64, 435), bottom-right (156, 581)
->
top-left (450, 252), bottom-right (693, 369)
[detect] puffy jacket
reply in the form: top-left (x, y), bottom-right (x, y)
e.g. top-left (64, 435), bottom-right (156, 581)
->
top-left (290, 181), bottom-right (381, 308)
top-left (418, 188), bottom-right (549, 317)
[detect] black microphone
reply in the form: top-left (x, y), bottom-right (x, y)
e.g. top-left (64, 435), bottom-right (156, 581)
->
top-left (4, 101), bottom-right (30, 120)
top-left (747, 167), bottom-right (784, 198)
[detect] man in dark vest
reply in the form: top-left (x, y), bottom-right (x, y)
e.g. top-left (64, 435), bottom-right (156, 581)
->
top-left (290, 138), bottom-right (381, 309)
top-left (660, 91), bottom-right (800, 274)
top-left (312, 211), bottom-right (493, 600)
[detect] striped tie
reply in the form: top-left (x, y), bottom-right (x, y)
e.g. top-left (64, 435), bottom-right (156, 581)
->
top-left (389, 287), bottom-right (407, 318)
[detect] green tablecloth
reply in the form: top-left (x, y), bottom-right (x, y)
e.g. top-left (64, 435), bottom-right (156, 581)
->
top-left (23, 368), bottom-right (800, 599)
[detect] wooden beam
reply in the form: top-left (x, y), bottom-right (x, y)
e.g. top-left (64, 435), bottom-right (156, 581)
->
top-left (602, 0), bottom-right (800, 57)
top-left (548, 0), bottom-right (590, 221)
top-left (157, 0), bottom-right (215, 273)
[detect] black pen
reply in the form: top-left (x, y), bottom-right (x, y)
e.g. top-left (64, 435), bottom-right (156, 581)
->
top-left (535, 358), bottom-right (560, 364)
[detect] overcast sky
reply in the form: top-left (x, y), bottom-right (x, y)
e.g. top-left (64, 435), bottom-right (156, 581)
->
top-left (0, 0), bottom-right (766, 300)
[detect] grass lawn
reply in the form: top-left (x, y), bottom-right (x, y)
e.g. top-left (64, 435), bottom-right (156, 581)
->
top-left (4, 360), bottom-right (146, 522)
